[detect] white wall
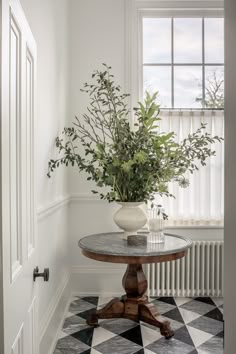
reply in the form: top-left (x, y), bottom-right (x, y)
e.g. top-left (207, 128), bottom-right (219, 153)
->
top-left (68, 0), bottom-right (126, 195)
top-left (19, 1), bottom-right (70, 353)
top-left (68, 0), bottom-right (128, 294)
top-left (224, 0), bottom-right (236, 352)
top-left (67, 0), bottom-right (223, 295)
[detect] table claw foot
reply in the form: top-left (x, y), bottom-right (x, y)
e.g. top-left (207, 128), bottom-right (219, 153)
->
top-left (86, 312), bottom-right (99, 327)
top-left (97, 298), bottom-right (124, 318)
top-left (87, 298), bottom-right (124, 327)
top-left (139, 303), bottom-right (174, 338)
top-left (160, 321), bottom-right (174, 339)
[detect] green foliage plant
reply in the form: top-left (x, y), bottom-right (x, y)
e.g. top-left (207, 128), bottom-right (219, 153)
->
top-left (48, 64), bottom-right (223, 203)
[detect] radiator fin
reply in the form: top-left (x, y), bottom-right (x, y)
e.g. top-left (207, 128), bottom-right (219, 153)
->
top-left (147, 241), bottom-right (223, 297)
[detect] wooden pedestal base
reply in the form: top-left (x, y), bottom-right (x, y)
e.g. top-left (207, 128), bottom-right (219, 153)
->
top-left (87, 264), bottom-right (174, 339)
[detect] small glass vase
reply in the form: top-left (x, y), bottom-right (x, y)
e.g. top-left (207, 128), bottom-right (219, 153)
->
top-left (148, 206), bottom-right (165, 244)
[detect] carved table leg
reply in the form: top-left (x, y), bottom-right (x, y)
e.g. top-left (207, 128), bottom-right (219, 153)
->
top-left (139, 302), bottom-right (174, 339)
top-left (122, 264), bottom-right (147, 297)
top-left (87, 263), bottom-right (174, 338)
top-left (87, 298), bottom-right (124, 327)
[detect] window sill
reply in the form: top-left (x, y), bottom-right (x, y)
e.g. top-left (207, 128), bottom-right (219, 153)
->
top-left (142, 224), bottom-right (224, 231)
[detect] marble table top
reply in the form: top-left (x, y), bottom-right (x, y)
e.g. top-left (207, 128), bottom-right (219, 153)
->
top-left (79, 232), bottom-right (192, 258)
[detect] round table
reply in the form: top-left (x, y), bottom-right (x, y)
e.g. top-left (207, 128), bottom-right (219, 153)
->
top-left (79, 232), bottom-right (192, 339)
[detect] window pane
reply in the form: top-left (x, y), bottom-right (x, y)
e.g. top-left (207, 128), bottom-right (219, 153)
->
top-left (205, 18), bottom-right (224, 63)
top-left (174, 66), bottom-right (202, 108)
top-left (143, 66), bottom-right (171, 108)
top-left (205, 66), bottom-right (224, 108)
top-left (174, 18), bottom-right (202, 63)
top-left (143, 18), bottom-right (171, 63)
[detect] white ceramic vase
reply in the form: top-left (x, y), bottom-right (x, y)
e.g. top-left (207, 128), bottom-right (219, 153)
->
top-left (113, 202), bottom-right (147, 238)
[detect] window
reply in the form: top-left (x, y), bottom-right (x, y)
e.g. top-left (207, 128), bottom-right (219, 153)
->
top-left (126, 2), bottom-right (224, 225)
top-left (129, 7), bottom-right (224, 225)
top-left (143, 17), bottom-right (224, 109)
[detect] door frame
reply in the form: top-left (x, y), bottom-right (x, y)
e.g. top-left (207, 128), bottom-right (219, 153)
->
top-left (0, 0), bottom-right (5, 351)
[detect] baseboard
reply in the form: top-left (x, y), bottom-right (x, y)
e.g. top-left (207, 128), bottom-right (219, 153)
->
top-left (71, 266), bottom-right (125, 295)
top-left (39, 273), bottom-right (71, 354)
top-left (71, 290), bottom-right (124, 297)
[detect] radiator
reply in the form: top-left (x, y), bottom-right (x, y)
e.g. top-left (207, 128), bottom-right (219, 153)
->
top-left (147, 241), bottom-right (224, 297)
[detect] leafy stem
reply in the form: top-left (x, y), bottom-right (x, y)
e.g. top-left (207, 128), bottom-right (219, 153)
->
top-left (48, 64), bottom-right (223, 204)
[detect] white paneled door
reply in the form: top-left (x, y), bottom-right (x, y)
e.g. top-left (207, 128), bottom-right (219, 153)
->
top-left (1, 0), bottom-right (39, 353)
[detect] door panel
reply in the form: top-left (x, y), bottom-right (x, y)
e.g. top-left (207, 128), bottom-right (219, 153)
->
top-left (27, 297), bottom-right (37, 354)
top-left (11, 324), bottom-right (24, 354)
top-left (25, 46), bottom-right (35, 259)
top-left (1, 0), bottom-right (38, 353)
top-left (9, 10), bottom-right (23, 283)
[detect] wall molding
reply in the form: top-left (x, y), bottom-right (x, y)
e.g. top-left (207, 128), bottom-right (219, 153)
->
top-left (69, 193), bottom-right (103, 203)
top-left (37, 195), bottom-right (70, 221)
top-left (36, 193), bottom-right (224, 230)
top-left (39, 273), bottom-right (71, 354)
top-left (36, 194), bottom-right (101, 221)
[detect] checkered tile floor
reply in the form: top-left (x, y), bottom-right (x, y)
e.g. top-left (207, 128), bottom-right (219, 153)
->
top-left (54, 296), bottom-right (224, 354)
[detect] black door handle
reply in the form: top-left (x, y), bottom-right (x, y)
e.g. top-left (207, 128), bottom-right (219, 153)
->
top-left (33, 266), bottom-right (49, 282)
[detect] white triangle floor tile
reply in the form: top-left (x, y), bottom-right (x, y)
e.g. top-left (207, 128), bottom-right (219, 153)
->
top-left (64, 311), bottom-right (74, 319)
top-left (186, 325), bottom-right (214, 348)
top-left (212, 297), bottom-right (224, 307)
top-left (91, 348), bottom-right (103, 354)
top-left (178, 307), bottom-right (202, 324)
top-left (197, 349), bottom-right (214, 354)
top-left (92, 326), bottom-right (117, 347)
top-left (57, 330), bottom-right (68, 340)
top-left (219, 306), bottom-right (223, 314)
top-left (144, 348), bottom-right (157, 354)
top-left (140, 324), bottom-right (162, 347)
top-left (71, 295), bottom-right (80, 301)
top-left (97, 296), bottom-right (114, 308)
top-left (174, 297), bottom-right (193, 307)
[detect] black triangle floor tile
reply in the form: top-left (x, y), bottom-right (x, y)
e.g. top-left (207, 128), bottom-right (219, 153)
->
top-left (204, 307), bottom-right (224, 322)
top-left (189, 350), bottom-right (198, 354)
top-left (216, 330), bottom-right (224, 338)
top-left (157, 297), bottom-right (176, 306)
top-left (80, 350), bottom-right (91, 354)
top-left (162, 307), bottom-right (184, 324)
top-left (71, 327), bottom-right (94, 347)
top-left (76, 308), bottom-right (97, 320)
top-left (173, 325), bottom-right (195, 347)
top-left (133, 349), bottom-right (145, 354)
top-left (81, 296), bottom-right (99, 307)
top-left (194, 297), bottom-right (216, 306)
top-left (120, 325), bottom-right (143, 347)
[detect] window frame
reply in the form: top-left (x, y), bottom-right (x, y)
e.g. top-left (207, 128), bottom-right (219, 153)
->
top-left (125, 0), bottom-right (224, 117)
top-left (142, 16), bottom-right (224, 109)
top-left (125, 1), bottom-right (224, 228)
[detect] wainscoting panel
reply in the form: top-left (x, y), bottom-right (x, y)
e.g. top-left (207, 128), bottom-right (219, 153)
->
top-left (11, 324), bottom-right (24, 354)
top-left (147, 240), bottom-right (224, 297)
top-left (39, 274), bottom-right (71, 354)
top-left (71, 266), bottom-right (125, 296)
top-left (36, 198), bottom-right (70, 354)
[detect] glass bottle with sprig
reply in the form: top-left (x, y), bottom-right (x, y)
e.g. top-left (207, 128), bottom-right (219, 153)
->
top-left (148, 204), bottom-right (168, 243)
